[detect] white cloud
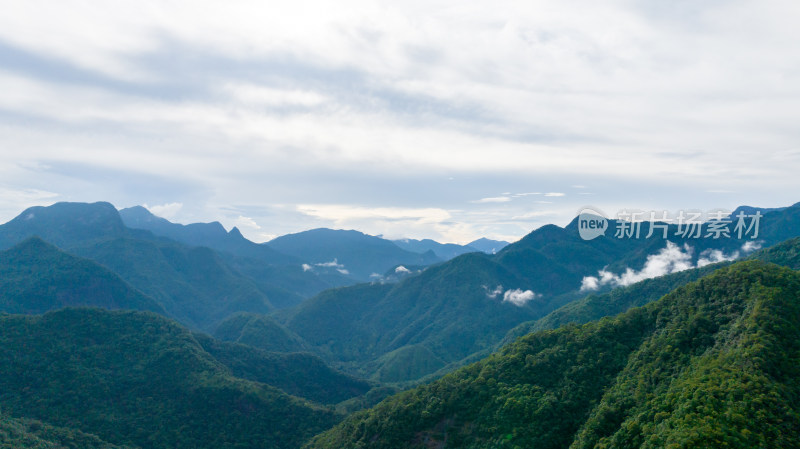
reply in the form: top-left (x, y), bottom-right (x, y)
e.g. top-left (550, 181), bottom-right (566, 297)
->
top-left (145, 202), bottom-right (183, 219)
top-left (0, 187), bottom-right (60, 225)
top-left (222, 83), bottom-right (328, 107)
top-left (483, 285), bottom-right (540, 306)
top-left (544, 192), bottom-right (565, 197)
top-left (315, 258), bottom-right (344, 268)
top-left (503, 288), bottom-right (540, 306)
top-left (697, 248), bottom-right (738, 267)
top-left (234, 215), bottom-right (261, 230)
top-left (580, 276), bottom-right (599, 292)
top-left (581, 242), bottom-right (695, 290)
top-left (472, 196), bottom-right (512, 204)
top-left (483, 285), bottom-right (504, 299)
top-left (302, 263), bottom-right (312, 271)
top-left (580, 241), bottom-right (756, 291)
top-left (511, 210), bottom-right (558, 220)
top-left (395, 265), bottom-right (411, 273)
top-left (741, 240), bottom-right (763, 253)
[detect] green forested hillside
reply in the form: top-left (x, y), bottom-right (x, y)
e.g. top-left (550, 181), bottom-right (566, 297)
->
top-left (70, 237), bottom-right (275, 330)
top-left (0, 308), bottom-right (339, 449)
top-left (750, 236), bottom-right (800, 269)
top-left (503, 262), bottom-right (729, 342)
top-left (285, 253), bottom-right (542, 381)
top-left (0, 237), bottom-right (164, 315)
top-left (214, 312), bottom-right (309, 353)
top-left (194, 333), bottom-right (371, 405)
top-left (305, 261), bottom-right (800, 448)
top-left (0, 413), bottom-right (131, 449)
top-left (505, 235), bottom-right (800, 342)
top-left (283, 204), bottom-right (800, 383)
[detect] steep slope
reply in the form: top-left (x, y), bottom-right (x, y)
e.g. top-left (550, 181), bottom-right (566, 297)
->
top-left (0, 308), bottom-right (339, 449)
top-left (266, 228), bottom-right (441, 281)
top-left (195, 333), bottom-right (371, 405)
top-left (392, 238), bottom-right (479, 260)
top-left (286, 252), bottom-right (544, 381)
top-left (70, 237), bottom-right (273, 329)
top-left (0, 237), bottom-right (164, 315)
top-left (750, 236), bottom-right (800, 269)
top-left (306, 261), bottom-right (800, 448)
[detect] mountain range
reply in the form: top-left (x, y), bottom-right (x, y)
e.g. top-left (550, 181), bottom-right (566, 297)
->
top-left (0, 202), bottom-right (462, 328)
top-left (276, 202), bottom-right (800, 382)
top-left (3, 200), bottom-right (800, 448)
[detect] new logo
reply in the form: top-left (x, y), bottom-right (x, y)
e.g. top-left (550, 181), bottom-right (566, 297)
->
top-left (577, 207), bottom-right (608, 240)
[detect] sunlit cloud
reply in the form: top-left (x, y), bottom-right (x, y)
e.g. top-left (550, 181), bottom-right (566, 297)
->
top-left (144, 202), bottom-right (183, 219)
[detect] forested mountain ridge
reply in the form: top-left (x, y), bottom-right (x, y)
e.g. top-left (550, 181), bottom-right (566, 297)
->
top-left (0, 237), bottom-right (164, 315)
top-left (0, 308), bottom-right (341, 449)
top-left (283, 203), bottom-right (800, 383)
top-left (305, 260), bottom-right (800, 448)
top-left (504, 235), bottom-right (800, 343)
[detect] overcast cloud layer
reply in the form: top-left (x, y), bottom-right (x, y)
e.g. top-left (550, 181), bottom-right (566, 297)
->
top-left (1, 0), bottom-right (799, 243)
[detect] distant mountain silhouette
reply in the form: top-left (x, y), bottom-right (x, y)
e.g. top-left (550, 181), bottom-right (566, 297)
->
top-left (392, 238), bottom-right (480, 260)
top-left (119, 205), bottom-right (297, 264)
top-left (467, 237), bottom-right (510, 254)
top-left (266, 228), bottom-right (442, 281)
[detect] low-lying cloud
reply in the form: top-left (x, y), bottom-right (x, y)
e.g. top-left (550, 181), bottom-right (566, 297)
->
top-left (581, 241), bottom-right (763, 291)
top-left (301, 258), bottom-right (350, 275)
top-left (503, 289), bottom-right (541, 306)
top-left (483, 284), bottom-right (540, 306)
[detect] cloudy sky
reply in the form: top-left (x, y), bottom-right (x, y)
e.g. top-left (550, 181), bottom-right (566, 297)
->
top-left (1, 0), bottom-right (799, 243)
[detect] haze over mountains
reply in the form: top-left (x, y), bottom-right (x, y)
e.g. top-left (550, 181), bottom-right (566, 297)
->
top-left (2, 200), bottom-right (800, 448)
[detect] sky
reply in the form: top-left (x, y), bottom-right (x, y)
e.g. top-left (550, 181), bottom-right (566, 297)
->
top-left (1, 0), bottom-right (799, 244)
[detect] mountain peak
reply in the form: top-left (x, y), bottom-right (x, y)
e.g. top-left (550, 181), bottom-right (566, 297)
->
top-left (467, 237), bottom-right (510, 254)
top-left (0, 202), bottom-right (127, 250)
top-left (228, 226), bottom-right (244, 238)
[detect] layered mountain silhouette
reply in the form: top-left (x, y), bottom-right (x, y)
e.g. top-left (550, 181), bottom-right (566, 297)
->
top-left (466, 237), bottom-right (510, 254)
top-left (265, 228), bottom-right (442, 282)
top-left (3, 199), bottom-right (800, 448)
top-left (391, 238), bottom-right (480, 260)
top-left (119, 205), bottom-right (297, 264)
top-left (280, 202), bottom-right (800, 382)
